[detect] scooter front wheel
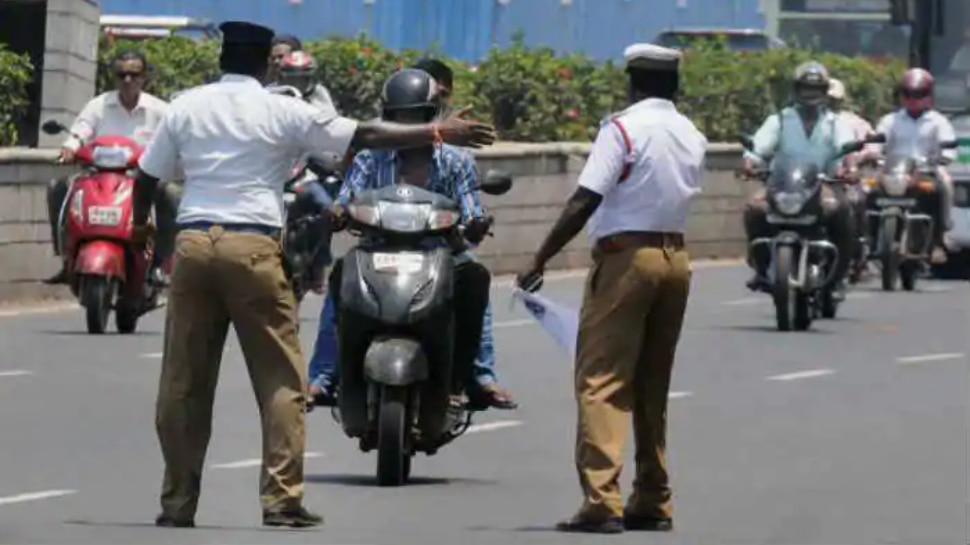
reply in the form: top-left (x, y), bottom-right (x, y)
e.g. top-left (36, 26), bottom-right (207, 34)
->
top-left (80, 275), bottom-right (115, 334)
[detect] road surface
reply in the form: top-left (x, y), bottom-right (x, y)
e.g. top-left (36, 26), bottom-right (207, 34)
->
top-left (0, 264), bottom-right (966, 545)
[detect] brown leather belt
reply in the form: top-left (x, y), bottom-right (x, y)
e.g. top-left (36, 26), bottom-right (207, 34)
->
top-left (594, 231), bottom-right (685, 253)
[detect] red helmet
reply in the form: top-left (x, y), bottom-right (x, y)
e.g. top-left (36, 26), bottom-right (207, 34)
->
top-left (899, 68), bottom-right (934, 118)
top-left (279, 51), bottom-right (318, 95)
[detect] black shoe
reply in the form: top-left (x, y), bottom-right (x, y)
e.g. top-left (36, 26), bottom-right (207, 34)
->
top-left (43, 267), bottom-right (68, 285)
top-left (746, 274), bottom-right (767, 291)
top-left (831, 281), bottom-right (846, 302)
top-left (263, 506), bottom-right (323, 528)
top-left (554, 515), bottom-right (624, 534)
top-left (623, 514), bottom-right (673, 531)
top-left (311, 385), bottom-right (337, 407)
top-left (154, 513), bottom-right (195, 528)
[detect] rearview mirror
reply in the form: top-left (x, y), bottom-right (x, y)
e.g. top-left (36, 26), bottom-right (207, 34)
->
top-left (737, 134), bottom-right (754, 151)
top-left (41, 119), bottom-right (66, 135)
top-left (479, 169), bottom-right (513, 195)
top-left (865, 133), bottom-right (887, 144)
top-left (940, 140), bottom-right (959, 149)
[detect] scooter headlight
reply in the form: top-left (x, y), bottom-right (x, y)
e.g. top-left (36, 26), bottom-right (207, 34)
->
top-left (347, 203), bottom-right (380, 226)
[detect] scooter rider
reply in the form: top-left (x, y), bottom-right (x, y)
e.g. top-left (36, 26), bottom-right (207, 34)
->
top-left (44, 50), bottom-right (180, 286)
top-left (867, 68), bottom-right (957, 263)
top-left (742, 61), bottom-right (856, 298)
top-left (312, 68), bottom-right (512, 411)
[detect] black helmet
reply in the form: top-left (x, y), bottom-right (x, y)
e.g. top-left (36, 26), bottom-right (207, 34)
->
top-left (381, 68), bottom-right (440, 121)
top-left (792, 61), bottom-right (830, 107)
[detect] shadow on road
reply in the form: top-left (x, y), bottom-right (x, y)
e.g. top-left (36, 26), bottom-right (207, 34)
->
top-left (36, 330), bottom-right (160, 337)
top-left (63, 519), bottom-right (311, 533)
top-left (306, 473), bottom-right (498, 488)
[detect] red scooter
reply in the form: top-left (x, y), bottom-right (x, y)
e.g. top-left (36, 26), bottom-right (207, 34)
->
top-left (41, 120), bottom-right (163, 334)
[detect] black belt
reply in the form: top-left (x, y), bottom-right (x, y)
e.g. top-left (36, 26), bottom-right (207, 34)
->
top-left (178, 221), bottom-right (282, 239)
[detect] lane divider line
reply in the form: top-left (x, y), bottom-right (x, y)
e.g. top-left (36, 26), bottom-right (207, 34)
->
top-left (211, 452), bottom-right (324, 470)
top-left (465, 420), bottom-right (523, 434)
top-left (897, 352), bottom-right (965, 365)
top-left (766, 369), bottom-right (835, 382)
top-left (0, 489), bottom-right (77, 506)
top-left (0, 370), bottom-right (33, 378)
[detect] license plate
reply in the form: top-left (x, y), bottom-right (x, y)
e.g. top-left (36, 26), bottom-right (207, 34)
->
top-left (87, 206), bottom-right (122, 226)
top-left (372, 252), bottom-right (423, 274)
top-left (876, 197), bottom-right (916, 207)
top-left (283, 192), bottom-right (296, 204)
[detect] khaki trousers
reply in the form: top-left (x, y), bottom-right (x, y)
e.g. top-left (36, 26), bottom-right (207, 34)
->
top-left (155, 226), bottom-right (306, 520)
top-left (574, 242), bottom-right (691, 521)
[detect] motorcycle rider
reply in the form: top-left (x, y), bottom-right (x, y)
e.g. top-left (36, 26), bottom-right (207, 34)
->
top-left (271, 49), bottom-right (338, 118)
top-left (742, 61), bottom-right (856, 298)
top-left (268, 34), bottom-right (302, 84)
top-left (44, 50), bottom-right (180, 286)
top-left (311, 68), bottom-right (513, 411)
top-left (868, 68), bottom-right (957, 263)
top-left (828, 78), bottom-right (876, 281)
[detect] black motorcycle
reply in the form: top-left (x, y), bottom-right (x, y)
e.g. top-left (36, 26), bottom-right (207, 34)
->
top-left (864, 137), bottom-right (959, 291)
top-left (330, 174), bottom-right (512, 486)
top-left (739, 136), bottom-right (861, 331)
top-left (282, 158), bottom-right (342, 303)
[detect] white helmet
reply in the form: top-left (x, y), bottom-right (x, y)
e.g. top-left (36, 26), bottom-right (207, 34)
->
top-left (828, 78), bottom-right (846, 101)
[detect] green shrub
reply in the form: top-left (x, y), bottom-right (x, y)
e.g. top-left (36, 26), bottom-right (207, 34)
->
top-left (0, 45), bottom-right (33, 146)
top-left (0, 35), bottom-right (908, 146)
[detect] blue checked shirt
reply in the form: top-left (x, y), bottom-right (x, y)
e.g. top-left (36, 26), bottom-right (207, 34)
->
top-left (337, 145), bottom-right (486, 249)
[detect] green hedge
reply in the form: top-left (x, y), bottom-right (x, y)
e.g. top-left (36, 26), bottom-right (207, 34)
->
top-left (2, 34), bottom-right (907, 146)
top-left (0, 45), bottom-right (33, 146)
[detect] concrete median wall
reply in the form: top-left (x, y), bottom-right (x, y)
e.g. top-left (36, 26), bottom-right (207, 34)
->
top-left (0, 142), bottom-right (747, 304)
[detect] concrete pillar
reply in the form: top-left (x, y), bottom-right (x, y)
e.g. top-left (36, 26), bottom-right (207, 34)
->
top-left (37, 0), bottom-right (101, 149)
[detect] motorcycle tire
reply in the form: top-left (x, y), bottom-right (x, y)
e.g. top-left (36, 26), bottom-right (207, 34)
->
top-left (80, 275), bottom-right (114, 335)
top-left (376, 385), bottom-right (410, 487)
top-left (879, 216), bottom-right (899, 291)
top-left (900, 261), bottom-right (919, 291)
top-left (772, 246), bottom-right (812, 331)
top-left (115, 303), bottom-right (139, 334)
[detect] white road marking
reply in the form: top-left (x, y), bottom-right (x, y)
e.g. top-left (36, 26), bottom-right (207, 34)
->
top-left (139, 352), bottom-right (163, 359)
top-left (766, 369), bottom-right (835, 382)
top-left (668, 391), bottom-right (693, 399)
top-left (465, 420), bottom-right (523, 434)
top-left (493, 319), bottom-right (535, 329)
top-left (0, 370), bottom-right (32, 378)
top-left (0, 489), bottom-right (76, 506)
top-left (897, 352), bottom-right (965, 365)
top-left (211, 452), bottom-right (323, 470)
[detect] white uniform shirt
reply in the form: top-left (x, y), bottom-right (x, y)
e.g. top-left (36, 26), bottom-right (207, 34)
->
top-left (875, 109), bottom-right (957, 162)
top-left (63, 91), bottom-right (168, 150)
top-left (138, 74), bottom-right (358, 227)
top-left (578, 98), bottom-right (708, 240)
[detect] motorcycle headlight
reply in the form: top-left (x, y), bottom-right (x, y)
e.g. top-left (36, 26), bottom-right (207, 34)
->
top-left (883, 172), bottom-right (910, 196)
top-left (377, 202), bottom-right (431, 233)
top-left (773, 190), bottom-right (806, 215)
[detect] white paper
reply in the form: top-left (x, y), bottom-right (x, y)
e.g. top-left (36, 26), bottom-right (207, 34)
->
top-left (512, 288), bottom-right (579, 361)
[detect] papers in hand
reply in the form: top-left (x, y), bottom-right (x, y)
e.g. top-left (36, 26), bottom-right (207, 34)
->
top-left (511, 287), bottom-right (579, 361)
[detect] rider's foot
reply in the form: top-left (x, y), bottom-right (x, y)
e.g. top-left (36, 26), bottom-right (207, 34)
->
top-left (148, 267), bottom-right (170, 288)
top-left (745, 274), bottom-right (766, 291)
top-left (931, 246), bottom-right (948, 265)
top-left (43, 267), bottom-right (68, 285)
top-left (831, 280), bottom-right (847, 302)
top-left (309, 382), bottom-right (337, 407)
top-left (468, 383), bottom-right (518, 410)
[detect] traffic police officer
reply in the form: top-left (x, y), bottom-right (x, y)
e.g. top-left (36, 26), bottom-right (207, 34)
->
top-left (132, 20), bottom-right (495, 529)
top-left (517, 43), bottom-right (707, 534)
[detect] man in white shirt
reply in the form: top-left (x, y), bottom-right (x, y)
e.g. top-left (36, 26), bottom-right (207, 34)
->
top-left (516, 43), bottom-right (706, 534)
top-left (133, 20), bottom-right (496, 530)
top-left (44, 50), bottom-right (179, 285)
top-left (870, 68), bottom-right (957, 262)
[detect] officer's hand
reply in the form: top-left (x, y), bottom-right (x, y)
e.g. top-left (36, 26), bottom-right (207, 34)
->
top-left (58, 147), bottom-right (76, 164)
top-left (329, 205), bottom-right (348, 231)
top-left (436, 106), bottom-right (497, 149)
top-left (516, 264), bottom-right (544, 293)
